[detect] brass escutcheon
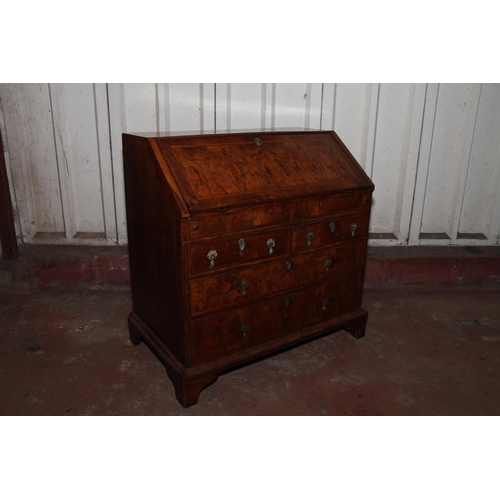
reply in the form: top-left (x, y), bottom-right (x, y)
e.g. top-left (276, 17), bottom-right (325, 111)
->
top-left (350, 223), bottom-right (358, 237)
top-left (238, 238), bottom-right (246, 252)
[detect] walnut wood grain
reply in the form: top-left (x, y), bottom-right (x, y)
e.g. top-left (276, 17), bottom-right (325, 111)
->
top-left (124, 130), bottom-right (374, 407)
top-left (188, 227), bottom-right (290, 275)
top-left (189, 240), bottom-right (367, 316)
top-left (291, 211), bottom-right (370, 252)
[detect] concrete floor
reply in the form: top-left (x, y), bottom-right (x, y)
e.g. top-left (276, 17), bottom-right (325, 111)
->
top-left (1, 287), bottom-right (499, 415)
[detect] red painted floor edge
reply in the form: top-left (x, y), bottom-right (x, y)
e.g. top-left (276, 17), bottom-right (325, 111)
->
top-left (1, 244), bottom-right (500, 292)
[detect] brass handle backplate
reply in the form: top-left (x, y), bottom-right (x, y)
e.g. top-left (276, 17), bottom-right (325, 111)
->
top-left (207, 249), bottom-right (217, 268)
top-left (267, 238), bottom-right (275, 255)
top-left (306, 231), bottom-right (314, 246)
top-left (240, 323), bottom-right (249, 338)
top-left (240, 278), bottom-right (249, 297)
top-left (321, 298), bottom-right (329, 312)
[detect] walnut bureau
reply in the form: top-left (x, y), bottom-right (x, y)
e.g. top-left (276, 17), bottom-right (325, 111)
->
top-left (123, 130), bottom-right (374, 407)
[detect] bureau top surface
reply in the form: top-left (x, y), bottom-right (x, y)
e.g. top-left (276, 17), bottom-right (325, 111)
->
top-left (140, 130), bottom-right (373, 213)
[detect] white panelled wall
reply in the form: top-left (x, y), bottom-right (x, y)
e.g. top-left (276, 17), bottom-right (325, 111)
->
top-left (1, 83), bottom-right (500, 247)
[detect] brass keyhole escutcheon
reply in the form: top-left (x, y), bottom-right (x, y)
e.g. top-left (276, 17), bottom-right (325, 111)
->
top-left (329, 222), bottom-right (336, 234)
top-left (321, 298), bottom-right (329, 312)
top-left (283, 297), bottom-right (291, 307)
top-left (267, 238), bottom-right (275, 255)
top-left (240, 323), bottom-right (249, 338)
top-left (240, 278), bottom-right (249, 297)
top-left (350, 223), bottom-right (358, 237)
top-left (238, 238), bottom-right (246, 252)
top-left (254, 137), bottom-right (263, 147)
top-left (306, 231), bottom-right (314, 246)
top-left (285, 260), bottom-right (293, 271)
top-left (325, 258), bottom-right (332, 272)
top-left (207, 249), bottom-right (217, 268)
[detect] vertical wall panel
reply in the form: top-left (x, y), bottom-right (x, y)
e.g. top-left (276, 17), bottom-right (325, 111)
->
top-left (334, 83), bottom-right (372, 168)
top-left (216, 83), bottom-right (264, 131)
top-left (273, 83), bottom-right (322, 130)
top-left (50, 83), bottom-right (106, 238)
top-left (458, 84), bottom-right (500, 239)
top-left (420, 84), bottom-right (478, 237)
top-left (170, 83), bottom-right (210, 132)
top-left (368, 84), bottom-right (420, 237)
top-left (0, 83), bottom-right (63, 240)
top-left (320, 83), bottom-right (337, 131)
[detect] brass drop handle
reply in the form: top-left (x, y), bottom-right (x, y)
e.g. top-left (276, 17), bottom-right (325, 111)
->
top-left (285, 260), bottom-right (293, 271)
top-left (325, 258), bottom-right (332, 273)
top-left (238, 238), bottom-right (246, 252)
top-left (240, 323), bottom-right (249, 338)
top-left (283, 297), bottom-right (292, 307)
top-left (306, 231), bottom-right (314, 246)
top-left (240, 278), bottom-right (249, 297)
top-left (207, 249), bottom-right (217, 268)
top-left (329, 222), bottom-right (336, 233)
top-left (350, 223), bottom-right (358, 237)
top-left (267, 238), bottom-right (275, 255)
top-left (321, 298), bottom-right (329, 312)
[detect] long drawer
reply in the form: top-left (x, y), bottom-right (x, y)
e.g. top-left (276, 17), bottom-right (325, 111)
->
top-left (189, 238), bottom-right (367, 316)
top-left (189, 272), bottom-right (362, 364)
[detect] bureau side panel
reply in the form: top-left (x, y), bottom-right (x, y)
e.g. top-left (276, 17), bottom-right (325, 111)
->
top-left (123, 135), bottom-right (186, 364)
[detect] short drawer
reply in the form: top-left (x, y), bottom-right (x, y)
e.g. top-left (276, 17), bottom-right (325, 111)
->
top-left (189, 238), bottom-right (367, 316)
top-left (292, 211), bottom-right (369, 252)
top-left (288, 272), bottom-right (363, 331)
top-left (188, 227), bottom-right (290, 275)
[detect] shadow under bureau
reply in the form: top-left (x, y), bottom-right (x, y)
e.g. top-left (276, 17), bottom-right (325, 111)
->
top-left (123, 130), bottom-right (374, 407)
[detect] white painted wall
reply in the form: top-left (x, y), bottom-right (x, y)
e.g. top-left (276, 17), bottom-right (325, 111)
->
top-left (1, 83), bottom-right (499, 246)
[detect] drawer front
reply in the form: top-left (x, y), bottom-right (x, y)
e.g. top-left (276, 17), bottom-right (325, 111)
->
top-left (292, 212), bottom-right (369, 252)
top-left (288, 272), bottom-right (363, 331)
top-left (189, 272), bottom-right (363, 364)
top-left (188, 227), bottom-right (290, 275)
top-left (189, 238), bottom-right (367, 316)
top-left (292, 190), bottom-right (371, 221)
top-left (190, 294), bottom-right (289, 364)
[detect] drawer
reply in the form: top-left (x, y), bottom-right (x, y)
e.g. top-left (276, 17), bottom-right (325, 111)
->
top-left (292, 190), bottom-right (371, 221)
top-left (190, 294), bottom-right (290, 364)
top-left (189, 238), bottom-right (367, 316)
top-left (292, 211), bottom-right (369, 252)
top-left (188, 227), bottom-right (290, 275)
top-left (189, 272), bottom-right (363, 364)
top-left (288, 272), bottom-right (363, 331)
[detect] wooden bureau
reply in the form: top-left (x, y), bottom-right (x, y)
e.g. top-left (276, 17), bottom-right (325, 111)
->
top-left (123, 130), bottom-right (374, 407)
